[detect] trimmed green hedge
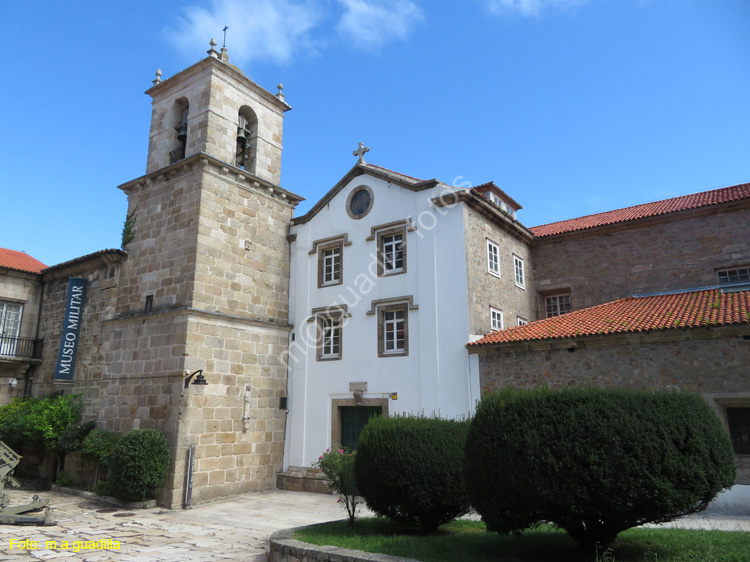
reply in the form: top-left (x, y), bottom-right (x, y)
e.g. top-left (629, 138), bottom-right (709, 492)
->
top-left (108, 429), bottom-right (170, 501)
top-left (464, 388), bottom-right (737, 553)
top-left (354, 415), bottom-right (470, 533)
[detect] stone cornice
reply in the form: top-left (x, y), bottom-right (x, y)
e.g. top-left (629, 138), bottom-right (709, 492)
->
top-left (103, 306), bottom-right (293, 332)
top-left (145, 56), bottom-right (291, 114)
top-left (292, 164), bottom-right (441, 226)
top-left (42, 250), bottom-right (127, 281)
top-left (435, 190), bottom-right (536, 244)
top-left (117, 152), bottom-right (304, 206)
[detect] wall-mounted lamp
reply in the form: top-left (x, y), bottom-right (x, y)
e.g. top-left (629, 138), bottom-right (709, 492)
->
top-left (9, 378), bottom-right (18, 389)
top-left (184, 369), bottom-right (208, 388)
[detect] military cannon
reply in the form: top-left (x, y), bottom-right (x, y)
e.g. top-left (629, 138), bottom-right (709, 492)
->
top-left (0, 441), bottom-right (53, 525)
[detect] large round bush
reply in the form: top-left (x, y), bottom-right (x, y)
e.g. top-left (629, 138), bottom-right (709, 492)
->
top-left (354, 415), bottom-right (470, 533)
top-left (464, 388), bottom-right (736, 553)
top-left (108, 429), bottom-right (170, 500)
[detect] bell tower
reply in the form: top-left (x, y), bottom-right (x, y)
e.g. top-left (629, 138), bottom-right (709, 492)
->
top-left (105, 41), bottom-right (303, 508)
top-left (144, 39), bottom-right (290, 186)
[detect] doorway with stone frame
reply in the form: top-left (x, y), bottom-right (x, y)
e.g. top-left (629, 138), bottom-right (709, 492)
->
top-left (330, 397), bottom-right (388, 451)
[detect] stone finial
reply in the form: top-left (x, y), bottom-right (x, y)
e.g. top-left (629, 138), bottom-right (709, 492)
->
top-left (207, 38), bottom-right (220, 58)
top-left (220, 46), bottom-right (229, 62)
top-left (276, 83), bottom-right (285, 101)
top-left (353, 142), bottom-right (370, 164)
top-left (152, 69), bottom-right (162, 86)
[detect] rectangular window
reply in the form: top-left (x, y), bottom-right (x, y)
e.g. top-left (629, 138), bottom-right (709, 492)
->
top-left (517, 317), bottom-right (528, 326)
top-left (513, 255), bottom-right (525, 289)
top-left (727, 407), bottom-right (750, 455)
top-left (317, 316), bottom-right (342, 361)
top-left (378, 304), bottom-right (408, 357)
top-left (317, 241), bottom-right (344, 288)
top-left (718, 267), bottom-right (750, 285)
top-left (377, 227), bottom-right (407, 277)
top-left (0, 301), bottom-right (24, 356)
top-left (487, 240), bottom-right (500, 277)
top-left (545, 294), bottom-right (571, 318)
top-left (490, 307), bottom-right (503, 331)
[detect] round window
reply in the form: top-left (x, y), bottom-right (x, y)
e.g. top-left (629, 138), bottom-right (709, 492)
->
top-left (346, 186), bottom-right (374, 220)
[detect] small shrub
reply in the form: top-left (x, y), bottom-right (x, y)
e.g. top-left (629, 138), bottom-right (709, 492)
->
top-left (354, 415), bottom-right (471, 533)
top-left (55, 420), bottom-right (97, 455)
top-left (465, 388), bottom-right (737, 554)
top-left (81, 429), bottom-right (120, 467)
top-left (314, 448), bottom-right (361, 525)
top-left (0, 394), bottom-right (82, 449)
top-left (55, 470), bottom-right (73, 488)
top-left (108, 429), bottom-right (170, 501)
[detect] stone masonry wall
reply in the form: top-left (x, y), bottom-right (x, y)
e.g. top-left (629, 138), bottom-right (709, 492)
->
top-left (478, 329), bottom-right (750, 483)
top-left (532, 206), bottom-right (750, 313)
top-left (116, 169), bottom-right (202, 317)
top-left (464, 206), bottom-right (536, 335)
top-left (193, 164), bottom-right (293, 323)
top-left (168, 317), bottom-right (289, 507)
top-left (35, 260), bottom-right (122, 415)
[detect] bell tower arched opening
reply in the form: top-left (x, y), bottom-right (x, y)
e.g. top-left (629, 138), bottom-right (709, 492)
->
top-left (236, 106), bottom-right (258, 172)
top-left (169, 97), bottom-right (189, 164)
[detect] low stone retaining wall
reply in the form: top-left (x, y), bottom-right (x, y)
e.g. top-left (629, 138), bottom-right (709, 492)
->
top-left (269, 525), bottom-right (419, 562)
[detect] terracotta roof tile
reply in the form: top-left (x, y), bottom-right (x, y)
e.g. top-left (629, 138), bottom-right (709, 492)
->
top-left (0, 247), bottom-right (47, 274)
top-left (531, 182), bottom-right (750, 238)
top-left (468, 288), bottom-right (750, 347)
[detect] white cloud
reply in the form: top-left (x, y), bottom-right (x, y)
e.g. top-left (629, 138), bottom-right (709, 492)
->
top-left (336, 0), bottom-right (424, 51)
top-left (165, 0), bottom-right (325, 67)
top-left (486, 0), bottom-right (592, 17)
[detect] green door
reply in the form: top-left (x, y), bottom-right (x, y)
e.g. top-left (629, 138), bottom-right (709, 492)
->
top-left (340, 406), bottom-right (381, 450)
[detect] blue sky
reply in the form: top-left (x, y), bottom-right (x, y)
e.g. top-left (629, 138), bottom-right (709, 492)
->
top-left (1, 0), bottom-right (748, 266)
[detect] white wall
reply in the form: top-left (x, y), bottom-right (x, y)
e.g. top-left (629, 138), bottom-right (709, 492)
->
top-left (283, 173), bottom-right (478, 469)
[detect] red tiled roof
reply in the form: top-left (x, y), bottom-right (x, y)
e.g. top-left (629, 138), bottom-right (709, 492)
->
top-left (531, 182), bottom-right (750, 238)
top-left (0, 247), bottom-right (47, 274)
top-left (468, 289), bottom-right (750, 347)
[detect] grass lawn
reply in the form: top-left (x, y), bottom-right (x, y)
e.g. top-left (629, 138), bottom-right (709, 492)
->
top-left (294, 518), bottom-right (750, 562)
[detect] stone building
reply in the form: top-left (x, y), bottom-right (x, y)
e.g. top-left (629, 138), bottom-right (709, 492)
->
top-left (0, 249), bottom-right (47, 406)
top-left (2, 43), bottom-right (748, 509)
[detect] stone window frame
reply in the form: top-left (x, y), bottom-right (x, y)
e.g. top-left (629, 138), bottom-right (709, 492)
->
top-left (542, 290), bottom-right (572, 318)
top-left (310, 234), bottom-right (351, 289)
top-left (330, 397), bottom-right (389, 451)
top-left (367, 297), bottom-right (417, 358)
top-left (487, 239), bottom-right (500, 278)
top-left (717, 266), bottom-right (750, 286)
top-left (346, 185), bottom-right (374, 220)
top-left (490, 306), bottom-right (504, 331)
top-left (513, 254), bottom-right (525, 289)
top-left (375, 225), bottom-right (407, 278)
top-left (308, 305), bottom-right (349, 362)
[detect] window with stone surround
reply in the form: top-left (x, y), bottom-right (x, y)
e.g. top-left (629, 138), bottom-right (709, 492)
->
top-left (517, 316), bottom-right (528, 326)
top-left (378, 303), bottom-right (408, 357)
top-left (726, 407), bottom-right (750, 455)
top-left (487, 240), bottom-right (500, 277)
top-left (717, 267), bottom-right (750, 286)
top-left (513, 254), bottom-right (525, 289)
top-left (490, 307), bottom-right (504, 331)
top-left (545, 293), bottom-right (571, 318)
top-left (317, 315), bottom-right (342, 361)
top-left (377, 227), bottom-right (406, 277)
top-left (318, 242), bottom-right (343, 288)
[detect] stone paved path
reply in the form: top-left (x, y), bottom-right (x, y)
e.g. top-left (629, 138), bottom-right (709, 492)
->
top-left (1, 488), bottom-right (747, 561)
top-left (0, 488), bottom-right (351, 562)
